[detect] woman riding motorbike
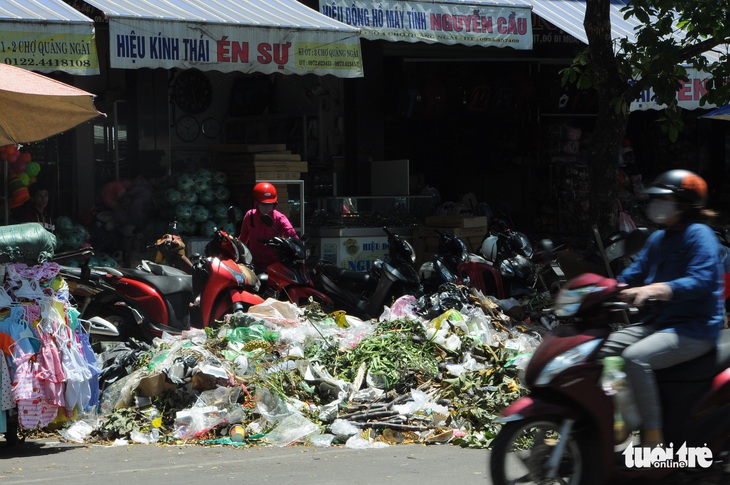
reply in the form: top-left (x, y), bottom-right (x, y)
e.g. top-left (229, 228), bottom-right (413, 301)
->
top-left (238, 182), bottom-right (298, 273)
top-left (597, 169), bottom-right (725, 448)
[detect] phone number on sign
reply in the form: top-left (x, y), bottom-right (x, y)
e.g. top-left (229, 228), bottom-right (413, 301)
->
top-left (3, 58), bottom-right (93, 68)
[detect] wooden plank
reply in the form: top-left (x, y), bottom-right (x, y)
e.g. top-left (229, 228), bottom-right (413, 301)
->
top-left (238, 153), bottom-right (302, 161)
top-left (211, 143), bottom-right (288, 153)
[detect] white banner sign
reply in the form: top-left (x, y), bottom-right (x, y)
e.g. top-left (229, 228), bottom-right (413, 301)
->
top-left (319, 0), bottom-right (532, 49)
top-left (109, 20), bottom-right (363, 78)
top-left (631, 68), bottom-right (716, 111)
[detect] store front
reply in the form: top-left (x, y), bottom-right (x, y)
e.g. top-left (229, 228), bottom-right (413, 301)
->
top-left (311, 0), bottom-right (537, 267)
top-left (44, 0), bottom-right (366, 264)
top-left (0, 0), bottom-right (99, 225)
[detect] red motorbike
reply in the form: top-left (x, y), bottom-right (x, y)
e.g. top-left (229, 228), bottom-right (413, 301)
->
top-left (61, 229), bottom-right (264, 342)
top-left (257, 214), bottom-right (333, 307)
top-left (489, 272), bottom-right (730, 484)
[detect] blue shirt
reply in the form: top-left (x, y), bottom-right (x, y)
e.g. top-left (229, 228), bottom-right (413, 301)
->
top-left (618, 223), bottom-right (724, 341)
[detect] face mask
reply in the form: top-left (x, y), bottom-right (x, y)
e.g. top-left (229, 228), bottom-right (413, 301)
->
top-left (646, 198), bottom-right (679, 225)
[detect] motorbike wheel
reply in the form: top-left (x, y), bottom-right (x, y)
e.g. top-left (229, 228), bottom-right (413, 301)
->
top-left (490, 417), bottom-right (599, 485)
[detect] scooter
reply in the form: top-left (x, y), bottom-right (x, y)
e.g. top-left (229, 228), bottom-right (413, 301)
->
top-left (311, 227), bottom-right (421, 320)
top-left (419, 230), bottom-right (505, 298)
top-left (489, 272), bottom-right (730, 485)
top-left (257, 215), bottom-right (333, 307)
top-left (60, 228), bottom-right (264, 343)
top-left (480, 228), bottom-right (538, 298)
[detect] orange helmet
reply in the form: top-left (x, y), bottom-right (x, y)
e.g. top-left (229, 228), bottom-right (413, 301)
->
top-left (253, 182), bottom-right (278, 204)
top-left (644, 169), bottom-right (708, 209)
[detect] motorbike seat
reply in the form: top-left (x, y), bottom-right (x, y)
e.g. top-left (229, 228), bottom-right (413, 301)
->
top-left (60, 265), bottom-right (111, 282)
top-left (656, 329), bottom-right (730, 382)
top-left (115, 267), bottom-right (193, 297)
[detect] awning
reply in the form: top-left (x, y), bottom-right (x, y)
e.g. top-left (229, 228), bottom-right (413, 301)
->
top-left (530, 0), bottom-right (724, 111)
top-left (319, 0), bottom-right (533, 50)
top-left (77, 0), bottom-right (363, 78)
top-left (0, 0), bottom-right (99, 75)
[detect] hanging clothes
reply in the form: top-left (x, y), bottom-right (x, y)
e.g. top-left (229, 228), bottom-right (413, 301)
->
top-left (58, 328), bottom-right (91, 415)
top-left (77, 330), bottom-right (101, 407)
top-left (11, 352), bottom-right (59, 428)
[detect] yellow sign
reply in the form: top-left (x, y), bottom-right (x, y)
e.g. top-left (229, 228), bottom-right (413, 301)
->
top-left (294, 41), bottom-right (363, 72)
top-left (0, 31), bottom-right (99, 75)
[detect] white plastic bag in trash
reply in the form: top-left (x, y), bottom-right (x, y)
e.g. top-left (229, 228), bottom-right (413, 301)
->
top-left (330, 418), bottom-right (359, 440)
top-left (393, 389), bottom-right (448, 416)
top-left (263, 412), bottom-right (320, 447)
top-left (58, 420), bottom-right (95, 443)
top-left (247, 298), bottom-right (300, 322)
top-left (345, 433), bottom-right (389, 449)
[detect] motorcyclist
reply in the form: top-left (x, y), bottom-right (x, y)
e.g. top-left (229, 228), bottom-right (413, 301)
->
top-left (238, 182), bottom-right (298, 272)
top-left (597, 169), bottom-right (725, 448)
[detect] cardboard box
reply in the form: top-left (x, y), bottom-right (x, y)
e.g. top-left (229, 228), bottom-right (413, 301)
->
top-left (137, 373), bottom-right (177, 397)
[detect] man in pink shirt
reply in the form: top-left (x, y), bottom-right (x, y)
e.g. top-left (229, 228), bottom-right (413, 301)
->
top-left (238, 182), bottom-right (298, 272)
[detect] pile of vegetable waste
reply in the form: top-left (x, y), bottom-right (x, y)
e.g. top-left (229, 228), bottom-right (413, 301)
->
top-left (51, 286), bottom-right (551, 450)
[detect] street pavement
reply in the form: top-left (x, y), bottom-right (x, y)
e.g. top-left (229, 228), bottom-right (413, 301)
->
top-left (1, 438), bottom-right (491, 485)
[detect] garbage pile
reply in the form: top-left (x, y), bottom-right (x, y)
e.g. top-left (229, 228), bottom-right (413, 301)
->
top-left (54, 283), bottom-right (555, 449)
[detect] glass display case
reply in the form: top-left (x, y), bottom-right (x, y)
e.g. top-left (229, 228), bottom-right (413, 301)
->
top-left (307, 195), bottom-right (436, 270)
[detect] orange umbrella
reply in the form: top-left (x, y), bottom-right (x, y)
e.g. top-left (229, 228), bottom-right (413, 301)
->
top-left (0, 63), bottom-right (104, 146)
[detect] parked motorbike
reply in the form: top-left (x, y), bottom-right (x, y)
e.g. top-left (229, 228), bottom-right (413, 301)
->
top-left (480, 228), bottom-right (567, 298)
top-left (257, 215), bottom-right (333, 307)
top-left (60, 228), bottom-right (263, 343)
top-left (311, 227), bottom-right (421, 320)
top-left (489, 272), bottom-right (730, 484)
top-left (419, 230), bottom-right (505, 298)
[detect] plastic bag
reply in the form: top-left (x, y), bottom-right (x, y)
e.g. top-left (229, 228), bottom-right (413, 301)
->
top-left (263, 412), bottom-right (321, 447)
top-left (618, 200), bottom-right (637, 233)
top-left (225, 324), bottom-right (278, 344)
top-left (0, 223), bottom-right (57, 264)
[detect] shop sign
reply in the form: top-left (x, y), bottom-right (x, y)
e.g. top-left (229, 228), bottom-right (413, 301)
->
top-left (0, 26), bottom-right (99, 75)
top-left (321, 236), bottom-right (390, 271)
top-left (109, 20), bottom-right (363, 78)
top-left (319, 0), bottom-right (532, 49)
top-left (630, 68), bottom-right (717, 111)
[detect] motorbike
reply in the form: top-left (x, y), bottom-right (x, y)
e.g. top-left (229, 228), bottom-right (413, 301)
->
top-left (257, 215), bottom-right (333, 307)
top-left (311, 227), bottom-right (421, 320)
top-left (419, 230), bottom-right (505, 298)
top-left (60, 228), bottom-right (264, 343)
top-left (421, 230), bottom-right (566, 300)
top-left (489, 272), bottom-right (730, 485)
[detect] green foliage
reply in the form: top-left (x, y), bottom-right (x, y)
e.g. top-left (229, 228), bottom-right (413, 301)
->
top-left (304, 318), bottom-right (439, 391)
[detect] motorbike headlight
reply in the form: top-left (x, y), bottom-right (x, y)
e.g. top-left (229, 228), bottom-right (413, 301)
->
top-left (553, 284), bottom-right (601, 317)
top-left (499, 258), bottom-right (515, 277)
top-left (287, 238), bottom-right (306, 260)
top-left (534, 339), bottom-right (603, 386)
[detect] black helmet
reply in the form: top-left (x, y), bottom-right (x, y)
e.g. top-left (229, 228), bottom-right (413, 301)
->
top-left (644, 169), bottom-right (708, 208)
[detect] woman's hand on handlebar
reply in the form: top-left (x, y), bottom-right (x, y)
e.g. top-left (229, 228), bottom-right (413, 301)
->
top-left (619, 282), bottom-right (673, 306)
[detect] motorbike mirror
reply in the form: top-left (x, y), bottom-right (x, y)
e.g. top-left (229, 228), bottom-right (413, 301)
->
top-left (260, 213), bottom-right (282, 237)
top-left (261, 214), bottom-right (274, 227)
top-left (625, 228), bottom-right (649, 257)
top-left (538, 239), bottom-right (555, 262)
top-left (227, 206), bottom-right (237, 223)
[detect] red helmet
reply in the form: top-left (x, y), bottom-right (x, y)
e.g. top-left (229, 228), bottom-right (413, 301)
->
top-left (253, 182), bottom-right (278, 204)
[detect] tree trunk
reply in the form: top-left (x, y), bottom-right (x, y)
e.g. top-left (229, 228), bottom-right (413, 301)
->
top-left (583, 0), bottom-right (631, 238)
